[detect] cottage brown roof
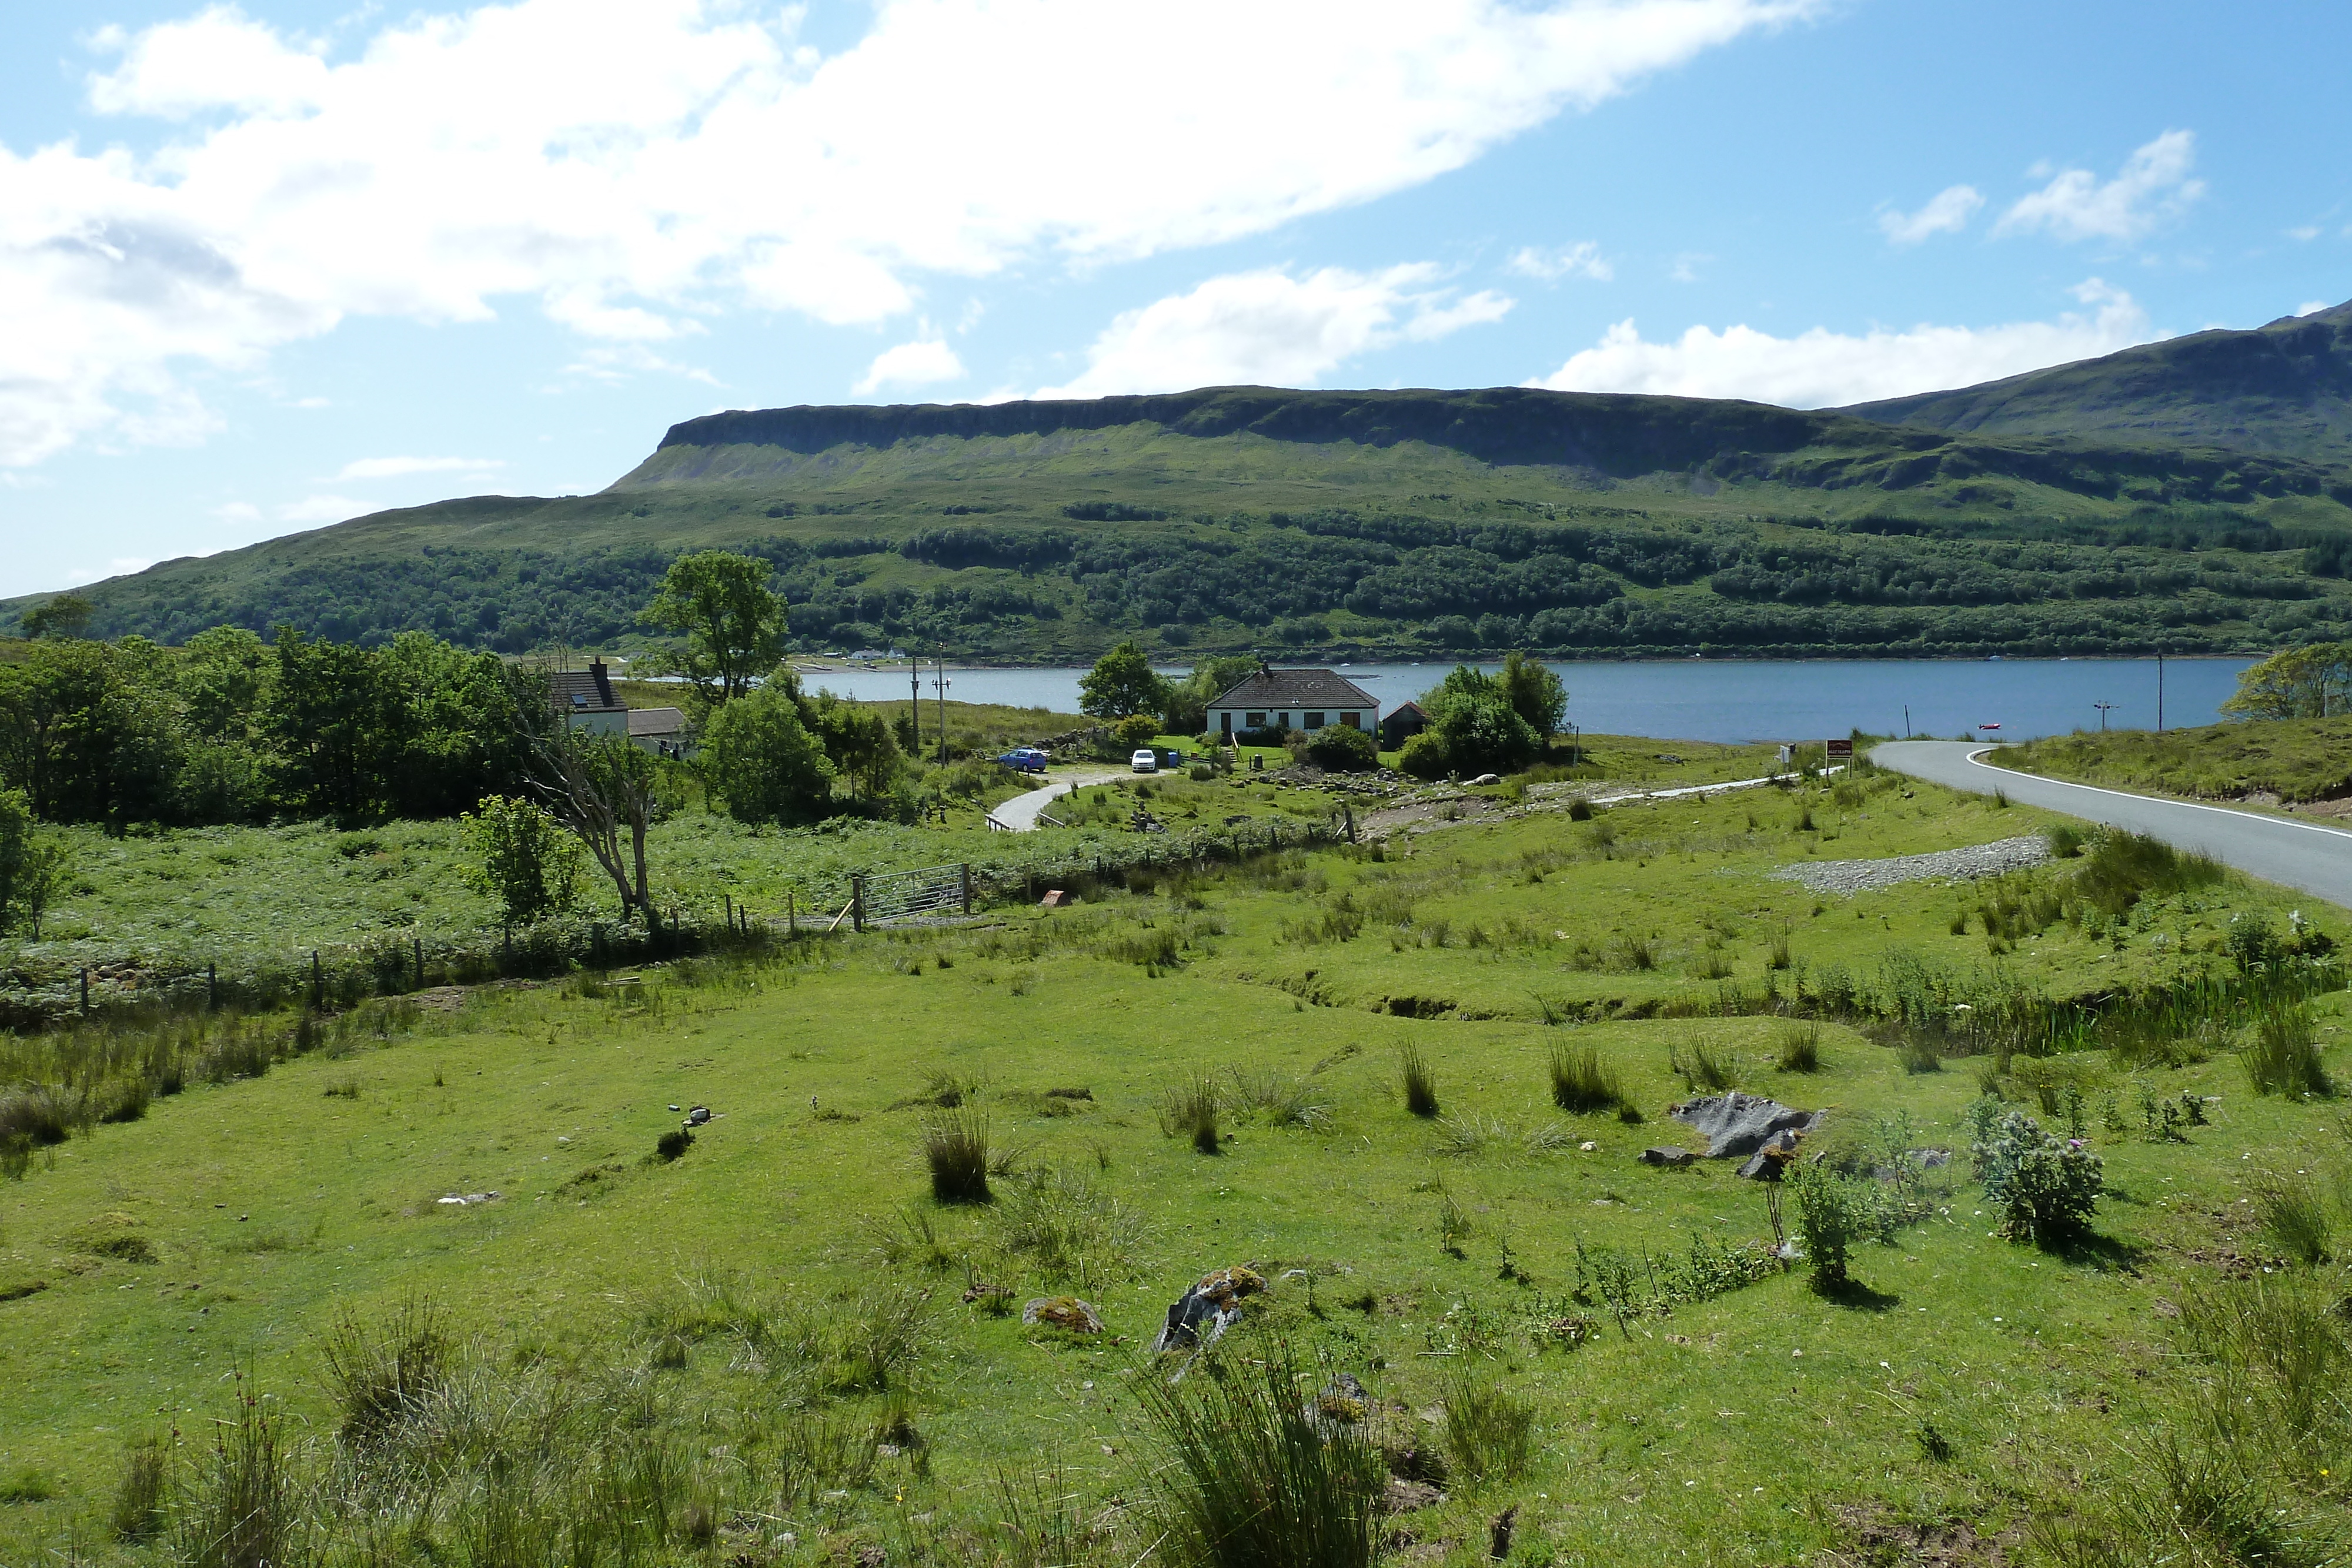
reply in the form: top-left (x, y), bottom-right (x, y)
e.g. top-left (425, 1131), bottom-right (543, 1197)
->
top-left (549, 660), bottom-right (624, 713)
top-left (1209, 667), bottom-right (1379, 711)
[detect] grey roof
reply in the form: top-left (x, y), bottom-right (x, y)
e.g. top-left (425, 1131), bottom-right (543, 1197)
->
top-left (549, 661), bottom-right (624, 713)
top-left (628, 707), bottom-right (690, 738)
top-left (1209, 667), bottom-right (1379, 711)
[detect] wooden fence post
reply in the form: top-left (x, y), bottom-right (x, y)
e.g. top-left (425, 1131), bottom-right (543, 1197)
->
top-left (208, 962), bottom-right (218, 1010)
top-left (960, 863), bottom-right (973, 915)
top-left (851, 875), bottom-right (867, 934)
top-left (787, 890), bottom-right (796, 937)
top-left (413, 936), bottom-right (424, 989)
top-left (310, 951), bottom-right (323, 1011)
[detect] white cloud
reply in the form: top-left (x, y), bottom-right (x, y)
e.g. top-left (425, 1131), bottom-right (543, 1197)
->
top-left (276, 493), bottom-right (366, 522)
top-left (1505, 241), bottom-right (1612, 281)
top-left (1995, 129), bottom-right (2204, 243)
top-left (1531, 278), bottom-right (2156, 408)
top-left (1035, 265), bottom-right (1512, 399)
top-left (208, 500), bottom-right (260, 520)
top-left (1668, 253), bottom-right (1710, 283)
top-left (1879, 184), bottom-right (1983, 246)
top-left (853, 337), bottom-right (965, 396)
top-left (0, 0), bottom-right (1817, 466)
top-left (2287, 225), bottom-right (2321, 242)
top-left (329, 454), bottom-right (505, 480)
top-left (2301, 300), bottom-right (2333, 317)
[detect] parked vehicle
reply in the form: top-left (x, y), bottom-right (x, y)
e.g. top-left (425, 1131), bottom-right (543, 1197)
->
top-left (1130, 749), bottom-right (1160, 774)
top-left (996, 747), bottom-right (1051, 773)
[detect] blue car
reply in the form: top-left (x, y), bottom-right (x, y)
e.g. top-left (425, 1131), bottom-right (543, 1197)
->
top-left (997, 747), bottom-right (1051, 773)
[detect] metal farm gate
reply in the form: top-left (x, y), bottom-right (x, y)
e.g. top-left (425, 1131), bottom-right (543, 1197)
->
top-left (847, 863), bottom-right (973, 930)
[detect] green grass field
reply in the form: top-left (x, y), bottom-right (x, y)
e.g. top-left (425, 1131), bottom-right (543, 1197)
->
top-left (6, 763), bottom-right (2352, 1564)
top-left (1992, 714), bottom-right (2352, 807)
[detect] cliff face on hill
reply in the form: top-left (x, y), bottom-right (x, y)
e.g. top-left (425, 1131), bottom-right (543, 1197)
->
top-left (1840, 299), bottom-right (2352, 468)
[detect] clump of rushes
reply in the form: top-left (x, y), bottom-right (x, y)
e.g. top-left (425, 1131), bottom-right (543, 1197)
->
top-left (1135, 1339), bottom-right (1384, 1568)
top-left (2244, 1000), bottom-right (2332, 1099)
top-left (1160, 1075), bottom-right (1222, 1155)
top-left (1399, 1045), bottom-right (1440, 1119)
top-left (921, 1110), bottom-right (993, 1203)
top-left (1439, 1370), bottom-right (1538, 1486)
top-left (1548, 1044), bottom-right (1622, 1114)
top-left (1671, 1039), bottom-right (1733, 1094)
top-left (1773, 1019), bottom-right (1821, 1073)
top-left (2249, 1167), bottom-right (2335, 1266)
top-left (109, 1437), bottom-right (168, 1542)
top-left (654, 1128), bottom-right (694, 1162)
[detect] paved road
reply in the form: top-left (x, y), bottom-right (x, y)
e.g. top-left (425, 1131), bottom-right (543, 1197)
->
top-left (988, 768), bottom-right (1132, 831)
top-left (1873, 740), bottom-right (2352, 910)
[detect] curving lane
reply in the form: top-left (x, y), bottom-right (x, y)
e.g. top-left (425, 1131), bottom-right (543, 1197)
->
top-left (1873, 740), bottom-right (2352, 911)
top-left (987, 768), bottom-right (1132, 831)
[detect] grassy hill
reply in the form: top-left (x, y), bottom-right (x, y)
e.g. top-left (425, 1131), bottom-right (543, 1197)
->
top-left (1842, 298), bottom-right (2352, 468)
top-left (4, 766), bottom-right (2351, 1565)
top-left (1991, 711), bottom-right (2352, 806)
top-left (12, 384), bottom-right (2352, 660)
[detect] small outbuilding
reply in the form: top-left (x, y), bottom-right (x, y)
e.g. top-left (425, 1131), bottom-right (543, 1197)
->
top-left (629, 707), bottom-right (697, 759)
top-left (1205, 666), bottom-right (1378, 740)
top-left (1378, 700), bottom-right (1430, 750)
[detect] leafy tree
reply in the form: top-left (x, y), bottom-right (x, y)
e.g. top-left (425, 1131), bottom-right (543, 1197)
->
top-left (1498, 651), bottom-right (1568, 736)
top-left (1398, 730), bottom-right (1451, 780)
top-left (1079, 639), bottom-right (1169, 719)
top-left (701, 684), bottom-right (837, 824)
top-left (801, 691), bottom-right (900, 803)
top-left (12, 834), bottom-right (68, 940)
top-left (1414, 665), bottom-right (1542, 777)
top-left (2222, 642), bottom-right (2352, 720)
top-left (0, 788), bottom-right (29, 931)
top-left (19, 593), bottom-right (93, 640)
top-left (0, 639), bottom-right (176, 829)
top-left (639, 551), bottom-right (786, 707)
top-left (1112, 714), bottom-right (1159, 748)
top-left (460, 795), bottom-right (583, 925)
top-left (265, 629), bottom-right (404, 823)
top-left (1164, 654), bottom-right (1259, 734)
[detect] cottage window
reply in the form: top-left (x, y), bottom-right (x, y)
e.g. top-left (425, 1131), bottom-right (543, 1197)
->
top-left (1304, 711), bottom-right (1325, 730)
top-left (1246, 711), bottom-right (1266, 728)
top-left (1339, 712), bottom-right (1360, 729)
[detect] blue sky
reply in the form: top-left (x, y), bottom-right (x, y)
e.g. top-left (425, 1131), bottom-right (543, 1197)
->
top-left (2, 0), bottom-right (2346, 599)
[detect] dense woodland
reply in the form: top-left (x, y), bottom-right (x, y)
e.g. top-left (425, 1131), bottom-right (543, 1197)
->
top-left (29, 499), bottom-right (2352, 660)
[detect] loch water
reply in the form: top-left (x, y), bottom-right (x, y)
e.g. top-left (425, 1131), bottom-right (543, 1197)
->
top-left (794, 656), bottom-right (2257, 744)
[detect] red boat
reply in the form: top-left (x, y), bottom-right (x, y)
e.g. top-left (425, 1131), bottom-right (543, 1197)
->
top-left (1977, 723), bottom-right (2001, 731)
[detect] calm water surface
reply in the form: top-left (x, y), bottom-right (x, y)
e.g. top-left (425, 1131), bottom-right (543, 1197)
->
top-left (797, 657), bottom-right (2255, 744)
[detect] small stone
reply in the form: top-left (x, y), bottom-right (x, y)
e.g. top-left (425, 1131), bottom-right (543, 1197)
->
top-left (1640, 1146), bottom-right (1697, 1167)
top-left (1022, 1296), bottom-right (1105, 1333)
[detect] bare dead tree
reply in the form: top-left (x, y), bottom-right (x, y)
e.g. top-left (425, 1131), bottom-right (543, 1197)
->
top-left (526, 723), bottom-right (657, 923)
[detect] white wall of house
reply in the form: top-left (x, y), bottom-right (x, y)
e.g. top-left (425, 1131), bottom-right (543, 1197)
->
top-left (1207, 705), bottom-right (1376, 735)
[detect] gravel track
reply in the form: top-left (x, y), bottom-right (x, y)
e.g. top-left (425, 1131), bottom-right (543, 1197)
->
top-left (1772, 835), bottom-right (2051, 895)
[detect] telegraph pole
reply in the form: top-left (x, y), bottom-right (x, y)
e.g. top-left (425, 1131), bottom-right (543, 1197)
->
top-left (2093, 701), bottom-right (2117, 733)
top-left (910, 656), bottom-right (921, 755)
top-left (2157, 651), bottom-right (2166, 733)
top-left (934, 661), bottom-right (950, 764)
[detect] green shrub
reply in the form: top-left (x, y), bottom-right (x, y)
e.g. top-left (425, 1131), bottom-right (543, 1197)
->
top-left (1301, 726), bottom-right (1378, 772)
top-left (1966, 1102), bottom-right (2102, 1246)
top-left (1787, 1164), bottom-right (1867, 1287)
top-left (654, 1127), bottom-right (694, 1162)
top-left (1397, 731), bottom-right (1450, 780)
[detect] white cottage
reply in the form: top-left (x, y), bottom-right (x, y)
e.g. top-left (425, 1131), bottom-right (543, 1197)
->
top-left (1205, 666), bottom-right (1379, 739)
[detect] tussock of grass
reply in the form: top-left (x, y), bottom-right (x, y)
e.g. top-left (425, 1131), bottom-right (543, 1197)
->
top-left (1134, 1342), bottom-right (1383, 1568)
top-left (921, 1111), bottom-right (994, 1202)
top-left (1670, 1039), bottom-right (1733, 1094)
top-left (1396, 1044), bottom-right (1440, 1119)
top-left (1772, 1018), bottom-right (1821, 1072)
top-left (320, 1297), bottom-right (451, 1446)
top-left (1441, 1370), bottom-right (1538, 1486)
top-left (2244, 1001), bottom-right (2333, 1098)
top-left (1159, 1075), bottom-right (1222, 1154)
top-left (1548, 1043), bottom-right (1624, 1114)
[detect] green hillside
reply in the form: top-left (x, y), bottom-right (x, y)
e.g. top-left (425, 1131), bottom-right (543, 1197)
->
top-left (1842, 298), bottom-right (2352, 467)
top-left (12, 385), bottom-right (2352, 660)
